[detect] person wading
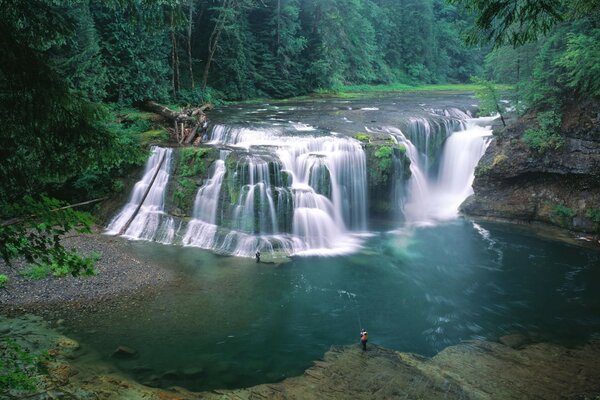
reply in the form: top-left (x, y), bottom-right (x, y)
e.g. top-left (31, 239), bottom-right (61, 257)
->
top-left (255, 250), bottom-right (261, 263)
top-left (360, 329), bottom-right (368, 351)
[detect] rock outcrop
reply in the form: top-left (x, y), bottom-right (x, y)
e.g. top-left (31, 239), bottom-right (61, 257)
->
top-left (462, 100), bottom-right (600, 236)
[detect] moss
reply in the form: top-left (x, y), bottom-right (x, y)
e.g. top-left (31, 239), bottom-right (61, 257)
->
top-left (141, 128), bottom-right (169, 146)
top-left (354, 133), bottom-right (370, 143)
top-left (365, 143), bottom-right (411, 217)
top-left (179, 147), bottom-right (213, 177)
top-left (169, 146), bottom-right (218, 215)
top-left (172, 178), bottom-right (197, 211)
top-left (475, 153), bottom-right (507, 177)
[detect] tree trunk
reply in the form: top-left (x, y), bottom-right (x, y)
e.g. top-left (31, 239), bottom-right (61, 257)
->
top-left (170, 11), bottom-right (181, 95)
top-left (201, 0), bottom-right (233, 91)
top-left (188, 0), bottom-right (195, 90)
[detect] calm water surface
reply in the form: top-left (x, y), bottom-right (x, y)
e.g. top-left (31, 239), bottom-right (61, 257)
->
top-left (67, 219), bottom-right (600, 391)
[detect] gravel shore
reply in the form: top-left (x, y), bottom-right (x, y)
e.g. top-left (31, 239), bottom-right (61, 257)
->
top-left (0, 229), bottom-right (175, 316)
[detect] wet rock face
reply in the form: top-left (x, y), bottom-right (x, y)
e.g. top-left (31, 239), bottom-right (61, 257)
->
top-left (462, 102), bottom-right (600, 235)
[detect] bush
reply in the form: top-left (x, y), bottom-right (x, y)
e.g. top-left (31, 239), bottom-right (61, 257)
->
top-left (523, 111), bottom-right (565, 153)
top-left (553, 204), bottom-right (576, 218)
top-left (586, 208), bottom-right (600, 223)
top-left (0, 274), bottom-right (7, 288)
top-left (354, 133), bottom-right (370, 142)
top-left (0, 339), bottom-right (49, 393)
top-left (374, 146), bottom-right (394, 171)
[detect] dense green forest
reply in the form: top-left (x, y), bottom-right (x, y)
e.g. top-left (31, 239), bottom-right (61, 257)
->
top-left (1, 0), bottom-right (599, 276)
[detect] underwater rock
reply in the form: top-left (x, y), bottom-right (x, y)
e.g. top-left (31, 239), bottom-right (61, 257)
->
top-left (499, 334), bottom-right (529, 349)
top-left (112, 345), bottom-right (138, 358)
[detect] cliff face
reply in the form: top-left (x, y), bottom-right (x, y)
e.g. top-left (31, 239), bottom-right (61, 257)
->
top-left (462, 100), bottom-right (600, 235)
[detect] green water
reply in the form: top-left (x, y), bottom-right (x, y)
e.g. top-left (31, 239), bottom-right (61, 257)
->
top-left (67, 219), bottom-right (600, 392)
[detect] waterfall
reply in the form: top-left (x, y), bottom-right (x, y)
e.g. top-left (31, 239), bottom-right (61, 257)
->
top-left (379, 112), bottom-right (494, 224)
top-left (182, 124), bottom-right (367, 257)
top-left (106, 146), bottom-right (175, 242)
top-left (108, 104), bottom-right (493, 257)
top-left (181, 151), bottom-right (228, 249)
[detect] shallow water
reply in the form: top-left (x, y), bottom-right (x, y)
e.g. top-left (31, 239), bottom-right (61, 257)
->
top-left (66, 219), bottom-right (600, 392)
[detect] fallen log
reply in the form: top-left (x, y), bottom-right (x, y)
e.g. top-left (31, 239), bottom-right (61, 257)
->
top-left (142, 101), bottom-right (209, 145)
top-left (0, 197), bottom-right (109, 227)
top-left (117, 150), bottom-right (167, 235)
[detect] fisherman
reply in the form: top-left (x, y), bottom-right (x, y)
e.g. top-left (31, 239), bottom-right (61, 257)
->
top-left (255, 250), bottom-right (261, 263)
top-left (360, 328), bottom-right (368, 351)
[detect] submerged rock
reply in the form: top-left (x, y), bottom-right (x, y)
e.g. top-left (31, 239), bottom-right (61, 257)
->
top-left (499, 334), bottom-right (529, 349)
top-left (112, 345), bottom-right (138, 358)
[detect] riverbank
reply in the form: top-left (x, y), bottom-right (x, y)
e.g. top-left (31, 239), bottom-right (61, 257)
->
top-left (0, 230), bottom-right (175, 317)
top-left (2, 314), bottom-right (599, 399)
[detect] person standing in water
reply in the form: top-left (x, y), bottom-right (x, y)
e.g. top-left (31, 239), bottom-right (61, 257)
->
top-left (360, 329), bottom-right (368, 351)
top-left (255, 250), bottom-right (261, 263)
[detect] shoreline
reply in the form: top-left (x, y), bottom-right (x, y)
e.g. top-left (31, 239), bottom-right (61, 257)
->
top-left (0, 230), bottom-right (176, 318)
top-left (2, 313), bottom-right (599, 399)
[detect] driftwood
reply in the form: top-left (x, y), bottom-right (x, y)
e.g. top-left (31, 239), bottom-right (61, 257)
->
top-left (143, 101), bottom-right (210, 145)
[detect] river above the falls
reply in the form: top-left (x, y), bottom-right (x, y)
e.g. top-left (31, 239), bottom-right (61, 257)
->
top-left (73, 93), bottom-right (600, 392)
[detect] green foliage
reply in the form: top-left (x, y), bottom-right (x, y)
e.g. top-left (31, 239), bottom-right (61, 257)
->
top-left (523, 111), bottom-right (565, 153)
top-left (179, 148), bottom-right (212, 177)
top-left (0, 196), bottom-right (97, 277)
top-left (20, 265), bottom-right (50, 281)
top-left (173, 178), bottom-right (197, 211)
top-left (21, 250), bottom-right (99, 280)
top-left (553, 204), bottom-right (576, 219)
top-left (471, 77), bottom-right (506, 118)
top-left (0, 275), bottom-right (7, 288)
top-left (556, 29), bottom-right (600, 97)
top-left (354, 133), bottom-right (370, 143)
top-left (449, 0), bottom-right (564, 47)
top-left (586, 208), bottom-right (600, 224)
top-left (0, 338), bottom-right (48, 393)
top-left (374, 146), bottom-right (394, 172)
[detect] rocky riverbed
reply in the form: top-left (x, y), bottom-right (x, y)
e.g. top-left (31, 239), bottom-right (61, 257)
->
top-left (0, 230), bottom-right (175, 317)
top-left (2, 315), bottom-right (599, 400)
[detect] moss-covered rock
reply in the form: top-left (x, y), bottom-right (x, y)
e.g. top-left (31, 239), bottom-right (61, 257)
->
top-left (168, 146), bottom-right (218, 216)
top-left (362, 136), bottom-right (411, 218)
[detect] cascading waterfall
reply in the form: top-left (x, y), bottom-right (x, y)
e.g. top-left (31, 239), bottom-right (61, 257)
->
top-left (181, 124), bottom-right (367, 257)
top-left (379, 111), bottom-right (494, 224)
top-left (106, 146), bottom-right (175, 242)
top-left (181, 151), bottom-right (228, 249)
top-left (107, 105), bottom-right (494, 257)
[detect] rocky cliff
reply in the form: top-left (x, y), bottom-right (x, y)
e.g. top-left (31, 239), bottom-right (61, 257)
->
top-left (462, 100), bottom-right (600, 236)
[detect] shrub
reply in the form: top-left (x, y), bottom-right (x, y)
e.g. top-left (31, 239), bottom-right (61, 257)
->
top-left (375, 146), bottom-right (393, 170)
top-left (354, 133), bottom-right (370, 142)
top-left (0, 274), bottom-right (7, 288)
top-left (553, 204), bottom-right (576, 219)
top-left (0, 339), bottom-right (49, 392)
top-left (586, 208), bottom-right (600, 223)
top-left (523, 111), bottom-right (565, 153)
